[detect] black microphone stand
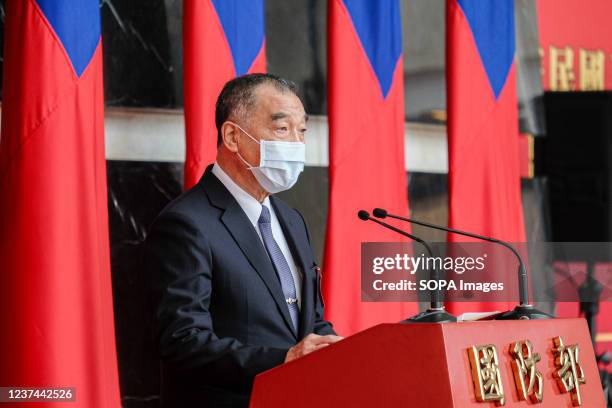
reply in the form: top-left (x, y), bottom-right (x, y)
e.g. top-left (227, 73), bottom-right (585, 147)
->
top-left (578, 263), bottom-right (612, 406)
top-left (579, 263), bottom-right (603, 348)
top-left (358, 210), bottom-right (456, 323)
top-left (372, 208), bottom-right (552, 320)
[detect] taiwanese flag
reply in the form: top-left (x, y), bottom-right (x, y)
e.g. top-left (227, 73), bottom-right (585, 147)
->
top-left (0, 1), bottom-right (121, 406)
top-left (183, 0), bottom-right (266, 189)
top-left (324, 0), bottom-right (415, 336)
top-left (446, 0), bottom-right (526, 313)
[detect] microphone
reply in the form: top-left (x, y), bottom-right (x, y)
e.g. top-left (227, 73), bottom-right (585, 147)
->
top-left (358, 210), bottom-right (456, 323)
top-left (358, 211), bottom-right (432, 251)
top-left (372, 208), bottom-right (552, 320)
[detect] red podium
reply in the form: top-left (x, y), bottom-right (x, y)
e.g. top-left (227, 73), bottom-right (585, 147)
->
top-left (250, 318), bottom-right (605, 407)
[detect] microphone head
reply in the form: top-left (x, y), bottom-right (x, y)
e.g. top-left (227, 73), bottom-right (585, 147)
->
top-left (372, 208), bottom-right (388, 218)
top-left (357, 210), bottom-right (370, 221)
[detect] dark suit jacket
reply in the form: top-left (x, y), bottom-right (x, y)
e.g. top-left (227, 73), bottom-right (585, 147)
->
top-left (145, 165), bottom-right (335, 407)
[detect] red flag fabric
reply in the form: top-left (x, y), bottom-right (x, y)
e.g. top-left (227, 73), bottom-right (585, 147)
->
top-left (323, 0), bottom-right (416, 336)
top-left (446, 0), bottom-right (526, 314)
top-left (183, 0), bottom-right (266, 189)
top-left (0, 0), bottom-right (121, 406)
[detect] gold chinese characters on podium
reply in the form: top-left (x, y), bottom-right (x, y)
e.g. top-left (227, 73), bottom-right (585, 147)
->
top-left (509, 340), bottom-right (543, 403)
top-left (469, 344), bottom-right (505, 405)
top-left (468, 336), bottom-right (590, 406)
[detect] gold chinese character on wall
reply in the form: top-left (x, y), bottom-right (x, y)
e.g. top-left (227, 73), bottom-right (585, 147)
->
top-left (509, 340), bottom-right (543, 403)
top-left (552, 336), bottom-right (586, 406)
top-left (468, 344), bottom-right (505, 405)
top-left (550, 46), bottom-right (576, 91)
top-left (538, 47), bottom-right (545, 77)
top-left (579, 48), bottom-right (605, 90)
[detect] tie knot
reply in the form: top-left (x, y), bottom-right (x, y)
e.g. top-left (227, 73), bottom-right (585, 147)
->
top-left (258, 205), bottom-right (271, 224)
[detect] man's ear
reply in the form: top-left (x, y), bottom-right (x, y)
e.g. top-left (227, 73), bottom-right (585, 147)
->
top-left (221, 122), bottom-right (239, 153)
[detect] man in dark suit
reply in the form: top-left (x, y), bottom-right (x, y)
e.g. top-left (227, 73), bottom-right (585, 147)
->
top-left (145, 73), bottom-right (341, 407)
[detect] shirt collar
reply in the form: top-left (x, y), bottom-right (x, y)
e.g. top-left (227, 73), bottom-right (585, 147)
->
top-left (212, 162), bottom-right (271, 227)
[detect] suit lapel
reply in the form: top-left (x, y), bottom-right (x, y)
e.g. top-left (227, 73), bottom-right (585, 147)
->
top-left (201, 168), bottom-right (298, 339)
top-left (271, 197), bottom-right (314, 340)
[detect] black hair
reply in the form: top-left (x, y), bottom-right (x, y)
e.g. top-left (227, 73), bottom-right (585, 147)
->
top-left (215, 73), bottom-right (300, 146)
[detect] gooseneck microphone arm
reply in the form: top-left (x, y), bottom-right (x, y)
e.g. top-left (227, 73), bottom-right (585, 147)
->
top-left (372, 208), bottom-right (552, 320)
top-left (372, 208), bottom-right (529, 307)
top-left (358, 211), bottom-right (455, 322)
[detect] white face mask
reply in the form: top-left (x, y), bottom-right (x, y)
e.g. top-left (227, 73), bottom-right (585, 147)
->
top-left (231, 122), bottom-right (306, 194)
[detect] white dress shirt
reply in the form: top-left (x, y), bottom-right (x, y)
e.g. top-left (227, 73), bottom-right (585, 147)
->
top-left (212, 162), bottom-right (302, 308)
